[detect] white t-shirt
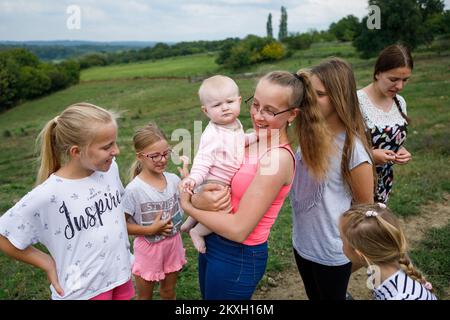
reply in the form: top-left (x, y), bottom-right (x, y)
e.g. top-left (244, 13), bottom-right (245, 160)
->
top-left (0, 160), bottom-right (133, 300)
top-left (291, 132), bottom-right (372, 266)
top-left (122, 172), bottom-right (183, 243)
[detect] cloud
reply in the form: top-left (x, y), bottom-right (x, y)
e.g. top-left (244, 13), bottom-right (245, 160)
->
top-left (0, 0), bottom-right (449, 42)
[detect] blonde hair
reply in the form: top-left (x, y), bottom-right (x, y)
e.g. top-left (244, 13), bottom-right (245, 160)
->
top-left (262, 70), bottom-right (333, 180)
top-left (310, 58), bottom-right (374, 191)
top-left (129, 122), bottom-right (167, 181)
top-left (342, 203), bottom-right (433, 292)
top-left (36, 102), bottom-right (118, 185)
top-left (198, 75), bottom-right (239, 106)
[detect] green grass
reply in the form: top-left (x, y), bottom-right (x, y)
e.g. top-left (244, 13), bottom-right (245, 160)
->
top-left (410, 223), bottom-right (450, 299)
top-left (0, 42), bottom-right (449, 299)
top-left (80, 53), bottom-right (219, 82)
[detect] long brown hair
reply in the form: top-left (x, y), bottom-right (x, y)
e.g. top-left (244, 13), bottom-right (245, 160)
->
top-left (36, 103), bottom-right (118, 185)
top-left (310, 58), bottom-right (374, 193)
top-left (262, 71), bottom-right (333, 180)
top-left (129, 122), bottom-right (167, 181)
top-left (342, 203), bottom-right (434, 293)
top-left (374, 44), bottom-right (413, 123)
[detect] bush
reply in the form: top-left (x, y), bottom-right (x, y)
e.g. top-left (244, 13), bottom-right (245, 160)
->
top-left (283, 33), bottom-right (313, 50)
top-left (261, 42), bottom-right (285, 61)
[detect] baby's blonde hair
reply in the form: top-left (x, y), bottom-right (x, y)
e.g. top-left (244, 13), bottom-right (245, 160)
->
top-left (36, 102), bottom-right (118, 185)
top-left (129, 122), bottom-right (167, 181)
top-left (341, 203), bottom-right (433, 291)
top-left (198, 75), bottom-right (239, 106)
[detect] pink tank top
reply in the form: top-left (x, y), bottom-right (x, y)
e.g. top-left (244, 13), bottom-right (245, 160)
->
top-left (230, 144), bottom-right (295, 245)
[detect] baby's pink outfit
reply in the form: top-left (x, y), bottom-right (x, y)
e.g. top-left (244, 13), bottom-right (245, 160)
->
top-left (189, 120), bottom-right (246, 186)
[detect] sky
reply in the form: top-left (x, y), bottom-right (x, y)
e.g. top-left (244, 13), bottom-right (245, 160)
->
top-left (1, 0), bottom-right (449, 42)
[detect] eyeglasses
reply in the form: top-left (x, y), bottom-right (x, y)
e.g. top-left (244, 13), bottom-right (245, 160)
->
top-left (245, 96), bottom-right (295, 119)
top-left (139, 149), bottom-right (173, 162)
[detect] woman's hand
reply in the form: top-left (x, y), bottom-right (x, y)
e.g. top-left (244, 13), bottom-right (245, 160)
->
top-left (394, 146), bottom-right (412, 165)
top-left (191, 183), bottom-right (231, 212)
top-left (372, 148), bottom-right (396, 165)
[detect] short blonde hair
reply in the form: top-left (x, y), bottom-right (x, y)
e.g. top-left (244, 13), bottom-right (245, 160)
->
top-left (36, 102), bottom-right (118, 185)
top-left (198, 75), bottom-right (239, 106)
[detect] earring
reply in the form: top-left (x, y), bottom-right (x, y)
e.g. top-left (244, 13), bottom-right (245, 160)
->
top-left (288, 122), bottom-right (292, 127)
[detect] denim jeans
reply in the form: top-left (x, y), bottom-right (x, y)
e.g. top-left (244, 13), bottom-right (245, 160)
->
top-left (198, 233), bottom-right (268, 300)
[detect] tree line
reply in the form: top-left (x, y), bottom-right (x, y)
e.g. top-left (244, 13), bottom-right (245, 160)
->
top-left (1, 0), bottom-right (448, 110)
top-left (0, 48), bottom-right (79, 110)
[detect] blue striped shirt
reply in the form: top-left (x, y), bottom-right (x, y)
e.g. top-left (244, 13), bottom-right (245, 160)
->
top-left (373, 270), bottom-right (438, 300)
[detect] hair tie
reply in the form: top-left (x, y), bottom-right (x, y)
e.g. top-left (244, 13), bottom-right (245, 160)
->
top-left (53, 116), bottom-right (59, 123)
top-left (377, 202), bottom-right (386, 209)
top-left (292, 72), bottom-right (303, 82)
top-left (365, 210), bottom-right (378, 217)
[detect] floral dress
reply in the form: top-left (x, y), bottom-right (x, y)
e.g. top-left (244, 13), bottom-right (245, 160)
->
top-left (357, 90), bottom-right (408, 203)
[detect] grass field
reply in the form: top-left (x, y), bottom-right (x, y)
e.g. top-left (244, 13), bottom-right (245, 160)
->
top-left (0, 42), bottom-right (449, 299)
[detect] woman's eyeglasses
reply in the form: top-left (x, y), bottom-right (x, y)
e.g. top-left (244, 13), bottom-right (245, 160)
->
top-left (245, 96), bottom-right (295, 119)
top-left (139, 149), bottom-right (173, 162)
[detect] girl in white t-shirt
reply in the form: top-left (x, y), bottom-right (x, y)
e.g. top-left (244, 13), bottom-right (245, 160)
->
top-left (340, 203), bottom-right (437, 300)
top-left (0, 103), bottom-right (134, 300)
top-left (123, 122), bottom-right (187, 300)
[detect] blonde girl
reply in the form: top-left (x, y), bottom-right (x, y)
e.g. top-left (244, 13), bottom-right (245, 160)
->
top-left (290, 58), bottom-right (374, 300)
top-left (122, 122), bottom-right (187, 300)
top-left (0, 103), bottom-right (134, 300)
top-left (340, 203), bottom-right (437, 300)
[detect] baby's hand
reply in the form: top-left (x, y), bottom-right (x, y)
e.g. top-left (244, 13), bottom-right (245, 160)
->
top-left (180, 177), bottom-right (196, 195)
top-left (177, 155), bottom-right (190, 178)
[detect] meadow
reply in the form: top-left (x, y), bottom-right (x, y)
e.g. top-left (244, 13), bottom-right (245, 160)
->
top-left (0, 41), bottom-right (449, 299)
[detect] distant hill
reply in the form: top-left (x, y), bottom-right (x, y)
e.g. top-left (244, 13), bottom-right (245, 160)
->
top-left (0, 40), bottom-right (173, 61)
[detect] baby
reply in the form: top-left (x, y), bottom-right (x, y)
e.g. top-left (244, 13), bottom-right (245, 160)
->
top-left (180, 75), bottom-right (256, 253)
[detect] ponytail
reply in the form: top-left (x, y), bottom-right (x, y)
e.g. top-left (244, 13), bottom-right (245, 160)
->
top-left (129, 160), bottom-right (143, 181)
top-left (293, 71), bottom-right (333, 180)
top-left (393, 96), bottom-right (411, 124)
top-left (399, 253), bottom-right (434, 293)
top-left (36, 117), bottom-right (61, 185)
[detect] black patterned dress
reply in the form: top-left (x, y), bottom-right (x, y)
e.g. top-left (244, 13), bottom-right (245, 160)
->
top-left (357, 90), bottom-right (408, 203)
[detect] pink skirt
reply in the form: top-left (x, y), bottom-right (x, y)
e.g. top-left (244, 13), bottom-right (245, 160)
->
top-left (132, 233), bottom-right (187, 282)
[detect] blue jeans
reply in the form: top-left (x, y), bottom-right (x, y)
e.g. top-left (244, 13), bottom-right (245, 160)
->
top-left (198, 233), bottom-right (268, 300)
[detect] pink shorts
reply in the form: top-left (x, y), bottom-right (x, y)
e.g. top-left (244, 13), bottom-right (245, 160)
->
top-left (90, 278), bottom-right (135, 300)
top-left (132, 234), bottom-right (187, 282)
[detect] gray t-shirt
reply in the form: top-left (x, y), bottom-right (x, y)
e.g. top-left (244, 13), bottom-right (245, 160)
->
top-left (122, 172), bottom-right (183, 243)
top-left (290, 132), bottom-right (372, 266)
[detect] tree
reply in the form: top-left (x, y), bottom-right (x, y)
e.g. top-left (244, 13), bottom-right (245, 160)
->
top-left (266, 13), bottom-right (273, 38)
top-left (278, 6), bottom-right (288, 41)
top-left (354, 0), bottom-right (447, 58)
top-left (329, 15), bottom-right (361, 42)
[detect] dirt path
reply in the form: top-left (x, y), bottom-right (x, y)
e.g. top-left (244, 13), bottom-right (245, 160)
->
top-left (253, 194), bottom-right (450, 300)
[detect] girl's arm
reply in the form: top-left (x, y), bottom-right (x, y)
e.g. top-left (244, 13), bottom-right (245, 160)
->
top-left (181, 148), bottom-right (294, 243)
top-left (349, 162), bottom-right (374, 204)
top-left (125, 213), bottom-right (173, 237)
top-left (0, 235), bottom-right (64, 296)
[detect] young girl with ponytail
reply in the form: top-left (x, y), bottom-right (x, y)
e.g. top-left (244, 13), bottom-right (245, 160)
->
top-left (180, 70), bottom-right (317, 299)
top-left (122, 122), bottom-right (187, 300)
top-left (290, 58), bottom-right (374, 300)
top-left (358, 44), bottom-right (413, 203)
top-left (0, 103), bottom-right (134, 300)
top-left (340, 203), bottom-right (437, 300)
